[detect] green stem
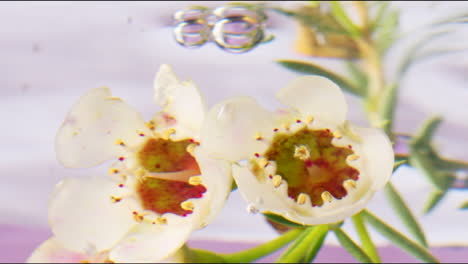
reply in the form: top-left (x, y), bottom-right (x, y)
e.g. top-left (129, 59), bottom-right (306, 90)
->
top-left (222, 228), bottom-right (303, 263)
top-left (276, 225), bottom-right (329, 263)
top-left (352, 213), bottom-right (382, 263)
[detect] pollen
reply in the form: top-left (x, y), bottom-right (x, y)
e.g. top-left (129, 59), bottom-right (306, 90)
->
top-left (188, 176), bottom-right (203, 186)
top-left (333, 130), bottom-right (343, 139)
top-left (294, 145), bottom-right (310, 161)
top-left (108, 168), bottom-right (119, 175)
top-left (255, 132), bottom-right (263, 141)
top-left (272, 175), bottom-right (283, 188)
top-left (305, 115), bottom-right (314, 124)
top-left (321, 191), bottom-right (333, 203)
top-left (162, 128), bottom-right (176, 139)
top-left (110, 196), bottom-right (122, 203)
top-left (145, 121), bottom-right (156, 130)
top-left (348, 154), bottom-right (360, 161)
top-left (297, 193), bottom-right (308, 205)
top-left (180, 201), bottom-right (195, 211)
top-left (186, 143), bottom-right (197, 154)
top-left (114, 139), bottom-right (126, 146)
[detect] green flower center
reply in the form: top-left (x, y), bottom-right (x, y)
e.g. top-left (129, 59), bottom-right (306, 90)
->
top-left (263, 127), bottom-right (359, 206)
top-left (136, 138), bottom-right (206, 217)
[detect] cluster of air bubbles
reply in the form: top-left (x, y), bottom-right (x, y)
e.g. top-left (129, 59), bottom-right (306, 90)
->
top-left (173, 4), bottom-right (274, 53)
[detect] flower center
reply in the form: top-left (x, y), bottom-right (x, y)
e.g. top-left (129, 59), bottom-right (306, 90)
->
top-left (263, 127), bottom-right (359, 206)
top-left (136, 138), bottom-right (206, 216)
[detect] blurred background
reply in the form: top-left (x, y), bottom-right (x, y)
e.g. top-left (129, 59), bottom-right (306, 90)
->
top-left (1, 1), bottom-right (468, 262)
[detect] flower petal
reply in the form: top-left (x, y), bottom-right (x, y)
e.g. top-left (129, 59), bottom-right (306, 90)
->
top-left (48, 176), bottom-right (137, 253)
top-left (56, 87), bottom-right (151, 168)
top-left (190, 147), bottom-right (233, 228)
top-left (201, 96), bottom-right (276, 161)
top-left (351, 125), bottom-right (394, 190)
top-left (154, 64), bottom-right (206, 140)
top-left (109, 218), bottom-right (192, 263)
top-left (276, 75), bottom-right (348, 125)
top-left (27, 237), bottom-right (89, 263)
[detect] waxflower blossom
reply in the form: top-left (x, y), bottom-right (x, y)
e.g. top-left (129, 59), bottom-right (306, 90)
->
top-left (45, 65), bottom-right (232, 261)
top-left (201, 75), bottom-right (394, 225)
top-left (27, 176), bottom-right (187, 263)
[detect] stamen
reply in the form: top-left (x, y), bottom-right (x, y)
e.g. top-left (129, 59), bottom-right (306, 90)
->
top-left (188, 176), bottom-right (203, 186)
top-left (273, 128), bottom-right (279, 132)
top-left (162, 128), bottom-right (176, 139)
top-left (258, 158), bottom-right (269, 168)
top-left (186, 143), bottom-right (197, 154)
top-left (118, 184), bottom-right (124, 188)
top-left (145, 121), bottom-right (156, 130)
top-left (333, 130), bottom-right (343, 139)
top-left (347, 154), bottom-right (360, 161)
top-left (155, 217), bottom-right (168, 225)
top-left (297, 193), bottom-right (308, 205)
top-left (108, 168), bottom-right (119, 175)
top-left (282, 122), bottom-right (291, 131)
top-left (135, 168), bottom-right (146, 178)
top-left (255, 132), bottom-right (263, 141)
top-left (118, 156), bottom-right (125, 161)
top-left (132, 212), bottom-right (144, 222)
top-left (109, 96), bottom-right (122, 101)
top-left (110, 196), bottom-right (122, 203)
top-left (254, 153), bottom-right (260, 158)
top-left (294, 145), bottom-right (310, 161)
top-left (114, 139), bottom-right (126, 146)
top-left (305, 115), bottom-right (314, 124)
top-left (343, 180), bottom-right (357, 189)
top-left (272, 175), bottom-right (283, 188)
top-left (181, 201), bottom-right (195, 211)
top-left (321, 191), bottom-right (333, 203)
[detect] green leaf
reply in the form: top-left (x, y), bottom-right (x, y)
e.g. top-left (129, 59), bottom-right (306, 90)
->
top-left (369, 1), bottom-right (390, 32)
top-left (352, 213), bottom-right (381, 263)
top-left (333, 228), bottom-right (374, 263)
top-left (345, 60), bottom-right (368, 93)
top-left (263, 213), bottom-right (306, 229)
top-left (374, 7), bottom-right (400, 55)
top-left (362, 210), bottom-right (440, 263)
top-left (378, 83), bottom-right (398, 136)
top-left (459, 200), bottom-right (468, 210)
top-left (330, 1), bottom-right (361, 37)
top-left (276, 225), bottom-right (329, 263)
top-left (384, 182), bottom-right (428, 247)
top-left (423, 190), bottom-right (445, 214)
top-left (268, 6), bottom-right (347, 34)
top-left (393, 159), bottom-right (407, 172)
top-left (411, 116), bottom-right (442, 147)
top-left (303, 227), bottom-right (328, 263)
top-left (182, 247), bottom-right (226, 263)
top-left (277, 60), bottom-right (364, 96)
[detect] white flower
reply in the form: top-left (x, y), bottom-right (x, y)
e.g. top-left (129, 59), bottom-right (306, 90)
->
top-left (50, 65), bottom-right (232, 261)
top-left (201, 75), bottom-right (394, 225)
top-left (26, 176), bottom-right (191, 263)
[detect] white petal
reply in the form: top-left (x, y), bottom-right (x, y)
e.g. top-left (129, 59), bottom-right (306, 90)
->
top-left (154, 64), bottom-right (206, 139)
top-left (48, 176), bottom-right (137, 253)
top-left (232, 164), bottom-right (292, 214)
top-left (351, 125), bottom-right (394, 190)
top-left (201, 96), bottom-right (276, 161)
top-left (190, 147), bottom-right (233, 228)
top-left (56, 87), bottom-right (151, 168)
top-left (109, 221), bottom-right (192, 263)
top-left (27, 237), bottom-right (89, 263)
top-left (276, 75), bottom-right (348, 125)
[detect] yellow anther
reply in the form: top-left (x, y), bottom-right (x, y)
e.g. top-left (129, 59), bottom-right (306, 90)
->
top-left (186, 143), bottom-right (197, 154)
top-left (294, 145), bottom-right (310, 161)
top-left (181, 201), bottom-right (195, 211)
top-left (162, 128), bottom-right (176, 139)
top-left (114, 139), bottom-right (126, 146)
top-left (135, 168), bottom-right (146, 178)
top-left (297, 193), bottom-right (308, 205)
top-left (188, 176), bottom-right (203, 186)
top-left (333, 130), bottom-right (343, 139)
top-left (281, 122), bottom-right (291, 131)
top-left (110, 196), bottom-right (122, 203)
top-left (257, 158), bottom-right (269, 168)
top-left (305, 115), bottom-right (314, 124)
top-left (155, 217), bottom-right (168, 225)
top-left (344, 180), bottom-right (357, 189)
top-left (133, 213), bottom-right (144, 223)
top-left (255, 132), bottom-right (263, 141)
top-left (321, 191), bottom-right (333, 203)
top-left (108, 168), bottom-right (119, 175)
top-left (348, 154), bottom-right (360, 161)
top-left (145, 121), bottom-right (156, 130)
top-left (272, 175), bottom-right (283, 188)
